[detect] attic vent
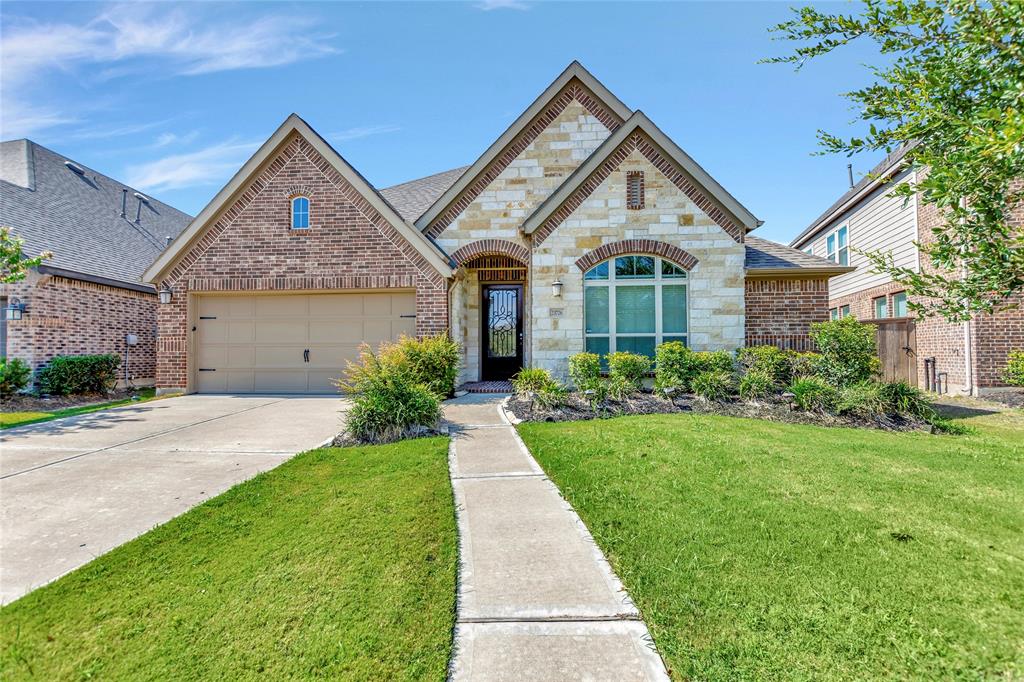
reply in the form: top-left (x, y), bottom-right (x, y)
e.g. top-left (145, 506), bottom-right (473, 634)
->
top-left (64, 161), bottom-right (85, 175)
top-left (626, 171), bottom-right (644, 210)
top-left (133, 192), bottom-right (149, 204)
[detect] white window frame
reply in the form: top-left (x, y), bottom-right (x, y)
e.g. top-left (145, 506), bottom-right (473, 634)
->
top-left (892, 291), bottom-right (908, 318)
top-left (291, 196), bottom-right (310, 229)
top-left (803, 245), bottom-right (813, 255)
top-left (583, 255), bottom-right (689, 356)
top-left (826, 225), bottom-right (849, 266)
top-left (873, 295), bottom-right (888, 319)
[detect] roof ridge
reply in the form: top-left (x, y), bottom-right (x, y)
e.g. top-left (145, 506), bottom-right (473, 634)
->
top-left (382, 165), bottom-right (470, 191)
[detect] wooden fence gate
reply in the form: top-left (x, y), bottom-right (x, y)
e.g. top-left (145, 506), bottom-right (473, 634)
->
top-left (870, 318), bottom-right (918, 386)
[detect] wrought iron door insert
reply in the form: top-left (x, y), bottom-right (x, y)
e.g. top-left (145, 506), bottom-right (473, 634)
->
top-left (482, 284), bottom-right (523, 381)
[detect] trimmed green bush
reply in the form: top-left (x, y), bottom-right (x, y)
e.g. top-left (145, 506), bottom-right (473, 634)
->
top-left (0, 357), bottom-right (32, 397)
top-left (789, 376), bottom-right (839, 413)
top-left (695, 350), bottom-right (734, 375)
top-left (607, 352), bottom-right (651, 392)
top-left (512, 368), bottom-right (561, 396)
top-left (1003, 350), bottom-right (1024, 387)
top-left (788, 351), bottom-right (822, 380)
top-left (878, 381), bottom-right (935, 419)
top-left (36, 354), bottom-right (120, 395)
top-left (737, 346), bottom-right (790, 386)
top-left (836, 381), bottom-right (888, 418)
top-left (568, 352), bottom-right (601, 390)
top-left (809, 317), bottom-right (880, 387)
top-left (738, 369), bottom-right (773, 401)
top-left (692, 370), bottom-right (733, 401)
top-left (654, 341), bottom-right (699, 391)
top-left (395, 334), bottom-right (460, 399)
top-left (339, 345), bottom-right (441, 444)
top-left (534, 384), bottom-right (569, 410)
top-left (605, 375), bottom-right (637, 402)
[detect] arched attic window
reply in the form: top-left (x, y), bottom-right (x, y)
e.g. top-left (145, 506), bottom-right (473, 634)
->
top-left (291, 196), bottom-right (310, 229)
top-left (583, 254), bottom-right (688, 358)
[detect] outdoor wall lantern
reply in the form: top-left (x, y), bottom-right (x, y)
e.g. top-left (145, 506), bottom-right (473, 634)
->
top-left (158, 285), bottom-right (173, 305)
top-left (5, 297), bottom-right (26, 320)
top-left (552, 280), bottom-right (563, 297)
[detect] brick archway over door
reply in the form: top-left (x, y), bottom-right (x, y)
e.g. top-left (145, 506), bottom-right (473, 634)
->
top-left (574, 239), bottom-right (698, 272)
top-left (450, 239), bottom-right (530, 267)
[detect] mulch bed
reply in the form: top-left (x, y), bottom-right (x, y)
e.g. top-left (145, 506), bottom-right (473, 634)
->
top-left (980, 390), bottom-right (1024, 409)
top-left (1, 388), bottom-right (146, 413)
top-left (505, 391), bottom-right (931, 432)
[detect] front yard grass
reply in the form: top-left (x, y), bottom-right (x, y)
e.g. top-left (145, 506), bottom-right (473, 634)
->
top-left (519, 410), bottom-right (1024, 680)
top-left (0, 388), bottom-right (158, 429)
top-left (1, 437), bottom-right (456, 681)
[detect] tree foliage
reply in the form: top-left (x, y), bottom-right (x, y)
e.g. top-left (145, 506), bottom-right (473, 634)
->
top-left (1, 226), bottom-right (52, 283)
top-left (765, 0), bottom-right (1024, 320)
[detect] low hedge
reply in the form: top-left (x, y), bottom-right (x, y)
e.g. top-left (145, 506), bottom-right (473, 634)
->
top-left (36, 354), bottom-right (120, 395)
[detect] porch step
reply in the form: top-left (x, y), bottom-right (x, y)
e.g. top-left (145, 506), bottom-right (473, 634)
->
top-left (459, 381), bottom-right (513, 394)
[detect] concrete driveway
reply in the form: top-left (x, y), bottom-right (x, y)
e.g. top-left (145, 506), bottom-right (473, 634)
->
top-left (0, 394), bottom-right (347, 604)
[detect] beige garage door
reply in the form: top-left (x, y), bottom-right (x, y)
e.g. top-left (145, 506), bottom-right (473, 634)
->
top-left (195, 292), bottom-right (416, 394)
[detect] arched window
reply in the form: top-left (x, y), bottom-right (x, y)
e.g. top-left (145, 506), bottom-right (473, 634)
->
top-left (584, 255), bottom-right (688, 358)
top-left (291, 196), bottom-right (310, 229)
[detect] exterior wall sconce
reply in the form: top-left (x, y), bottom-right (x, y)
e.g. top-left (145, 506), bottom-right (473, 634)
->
top-left (158, 285), bottom-right (173, 305)
top-left (5, 297), bottom-right (26, 320)
top-left (552, 280), bottom-right (563, 297)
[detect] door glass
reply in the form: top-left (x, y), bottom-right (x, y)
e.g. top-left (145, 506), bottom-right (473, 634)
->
top-left (487, 289), bottom-right (518, 358)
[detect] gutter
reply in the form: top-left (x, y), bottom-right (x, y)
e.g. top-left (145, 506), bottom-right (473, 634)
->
top-left (744, 266), bottom-right (855, 278)
top-left (37, 265), bottom-right (156, 295)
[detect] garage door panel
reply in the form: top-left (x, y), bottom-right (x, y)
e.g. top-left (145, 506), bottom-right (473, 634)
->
top-left (307, 344), bottom-right (360, 368)
top-left (199, 297), bottom-right (232, 318)
top-left (309, 294), bottom-right (363, 317)
top-left (255, 320), bottom-right (307, 343)
top-left (256, 296), bottom-right (307, 317)
top-left (197, 370), bottom-right (227, 393)
top-left (226, 370), bottom-right (255, 393)
top-left (198, 320), bottom-right (228, 344)
top-left (228, 297), bottom-right (256, 317)
top-left (197, 345), bottom-right (227, 368)
top-left (393, 294), bottom-right (416, 317)
top-left (255, 371), bottom-right (307, 394)
top-left (308, 370), bottom-right (342, 394)
top-left (362, 293), bottom-right (394, 315)
top-left (228, 321), bottom-right (255, 343)
top-left (227, 346), bottom-right (255, 368)
top-left (364, 319), bottom-right (396, 344)
top-left (310, 320), bottom-right (362, 343)
top-left (394, 317), bottom-right (416, 338)
top-left (254, 346), bottom-right (306, 368)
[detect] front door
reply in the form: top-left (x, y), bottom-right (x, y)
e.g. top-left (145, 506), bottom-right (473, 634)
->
top-left (481, 284), bottom-right (523, 381)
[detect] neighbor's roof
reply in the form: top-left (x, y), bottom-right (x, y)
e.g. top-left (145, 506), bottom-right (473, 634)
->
top-left (789, 143), bottom-right (916, 249)
top-left (380, 166), bottom-right (469, 222)
top-left (745, 234), bottom-right (854, 276)
top-left (0, 139), bottom-right (193, 289)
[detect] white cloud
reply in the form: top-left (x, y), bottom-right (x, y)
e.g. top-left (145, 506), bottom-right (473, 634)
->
top-left (153, 131), bottom-right (200, 148)
top-left (475, 0), bottom-right (530, 10)
top-left (330, 125), bottom-right (402, 142)
top-left (124, 139), bottom-right (259, 193)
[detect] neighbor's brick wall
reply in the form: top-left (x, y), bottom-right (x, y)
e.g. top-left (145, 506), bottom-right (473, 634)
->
top-left (155, 133), bottom-right (448, 391)
top-left (2, 272), bottom-right (157, 385)
top-left (745, 277), bottom-right (830, 351)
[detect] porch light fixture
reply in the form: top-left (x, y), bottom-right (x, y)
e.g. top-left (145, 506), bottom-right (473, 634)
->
top-left (5, 297), bottom-right (26, 320)
top-left (552, 279), bottom-right (563, 297)
top-left (158, 285), bottom-right (173, 305)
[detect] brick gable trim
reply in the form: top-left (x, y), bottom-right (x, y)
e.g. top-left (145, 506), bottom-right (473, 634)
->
top-left (574, 239), bottom-right (698, 272)
top-left (451, 239), bottom-right (530, 266)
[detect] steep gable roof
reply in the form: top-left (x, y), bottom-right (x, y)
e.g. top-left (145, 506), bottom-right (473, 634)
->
top-left (522, 111), bottom-right (761, 244)
top-left (414, 61), bottom-right (633, 235)
top-left (380, 166), bottom-right (469, 222)
top-left (0, 139), bottom-right (192, 289)
top-left (144, 114), bottom-right (453, 284)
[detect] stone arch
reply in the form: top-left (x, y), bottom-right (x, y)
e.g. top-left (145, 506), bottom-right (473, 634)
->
top-left (450, 239), bottom-right (530, 267)
top-left (574, 239), bottom-right (698, 272)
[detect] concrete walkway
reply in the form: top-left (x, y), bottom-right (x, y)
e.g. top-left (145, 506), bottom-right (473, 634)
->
top-left (1, 394), bottom-right (346, 604)
top-left (443, 394), bottom-right (669, 681)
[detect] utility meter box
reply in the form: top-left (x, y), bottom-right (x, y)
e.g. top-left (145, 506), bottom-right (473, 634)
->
top-left (125, 334), bottom-right (139, 346)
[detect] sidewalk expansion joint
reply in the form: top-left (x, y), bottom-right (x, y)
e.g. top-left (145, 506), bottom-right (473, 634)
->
top-left (458, 615), bottom-right (644, 624)
top-left (450, 472), bottom-right (545, 480)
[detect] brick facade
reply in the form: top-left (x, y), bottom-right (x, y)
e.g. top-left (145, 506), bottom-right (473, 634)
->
top-left (2, 273), bottom-right (157, 386)
top-left (154, 133), bottom-right (448, 391)
top-left (745, 277), bottom-right (830, 351)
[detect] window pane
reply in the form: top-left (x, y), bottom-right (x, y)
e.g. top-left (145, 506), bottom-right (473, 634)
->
top-left (584, 261), bottom-right (608, 280)
top-left (840, 305), bottom-right (850, 318)
top-left (838, 226), bottom-right (847, 248)
top-left (830, 308), bottom-right (838, 320)
top-left (827, 234), bottom-right (835, 255)
top-left (584, 287), bottom-right (609, 334)
top-left (662, 285), bottom-right (687, 333)
top-left (615, 256), bottom-right (635, 278)
top-left (616, 336), bottom-right (656, 358)
top-left (893, 292), bottom-right (908, 317)
top-left (616, 255), bottom-right (654, 279)
top-left (662, 335), bottom-right (687, 346)
top-left (633, 256), bottom-right (655, 278)
top-left (874, 297), bottom-right (887, 318)
top-left (662, 260), bottom-right (687, 278)
top-left (616, 286), bottom-right (655, 333)
top-left (585, 336), bottom-right (609, 358)
top-left (838, 247), bottom-right (849, 266)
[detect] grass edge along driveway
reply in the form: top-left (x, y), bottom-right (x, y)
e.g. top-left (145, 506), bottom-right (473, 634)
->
top-left (1, 388), bottom-right (159, 429)
top-left (1, 437), bottom-right (457, 681)
top-left (519, 411), bottom-right (1024, 681)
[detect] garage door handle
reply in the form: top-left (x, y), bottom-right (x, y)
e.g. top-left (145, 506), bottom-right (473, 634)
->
top-left (303, 349), bottom-right (309, 363)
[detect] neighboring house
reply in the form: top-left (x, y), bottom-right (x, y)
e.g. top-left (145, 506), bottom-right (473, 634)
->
top-left (789, 148), bottom-right (1023, 395)
top-left (144, 62), bottom-right (850, 395)
top-left (0, 139), bottom-right (193, 386)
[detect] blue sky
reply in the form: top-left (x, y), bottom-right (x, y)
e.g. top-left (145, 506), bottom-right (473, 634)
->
top-left (0, 1), bottom-right (882, 243)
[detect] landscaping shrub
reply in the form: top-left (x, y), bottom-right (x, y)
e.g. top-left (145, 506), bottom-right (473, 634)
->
top-left (607, 352), bottom-right (651, 392)
top-left (394, 334), bottom-right (460, 400)
top-left (737, 346), bottom-right (790, 386)
top-left (568, 352), bottom-right (602, 390)
top-left (1004, 350), bottom-right (1024, 387)
top-left (836, 381), bottom-right (888, 418)
top-left (654, 341), bottom-right (700, 391)
top-left (0, 357), bottom-right (32, 397)
top-left (788, 376), bottom-right (839, 413)
top-left (695, 350), bottom-right (734, 375)
top-left (512, 368), bottom-right (562, 396)
top-left (533, 384), bottom-right (569, 409)
top-left (339, 346), bottom-right (441, 444)
top-left (691, 370), bottom-right (733, 402)
top-left (738, 369), bottom-right (773, 401)
top-left (36, 354), bottom-right (120, 395)
top-left (878, 381), bottom-right (935, 420)
top-left (605, 375), bottom-right (638, 402)
top-left (808, 317), bottom-right (880, 387)
top-left (788, 351), bottom-right (822, 380)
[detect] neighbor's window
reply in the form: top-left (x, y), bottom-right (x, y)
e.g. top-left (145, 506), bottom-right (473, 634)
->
top-left (291, 196), bottom-right (310, 229)
top-left (840, 304), bottom-right (851, 319)
top-left (873, 296), bottom-right (888, 319)
top-left (803, 245), bottom-right (813, 255)
top-left (626, 171), bottom-right (644, 210)
top-left (830, 307), bottom-right (839, 321)
top-left (892, 291), bottom-right (908, 317)
top-left (584, 255), bottom-right (687, 359)
top-left (826, 225), bottom-right (849, 265)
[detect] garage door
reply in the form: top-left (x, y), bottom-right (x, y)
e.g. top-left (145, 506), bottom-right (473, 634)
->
top-left (195, 292), bottom-right (416, 394)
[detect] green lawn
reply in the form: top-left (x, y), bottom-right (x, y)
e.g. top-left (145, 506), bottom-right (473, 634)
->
top-left (519, 410), bottom-right (1024, 680)
top-left (0, 388), bottom-right (159, 429)
top-left (1, 438), bottom-right (457, 681)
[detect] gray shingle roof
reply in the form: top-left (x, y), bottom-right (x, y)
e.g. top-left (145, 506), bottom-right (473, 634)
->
top-left (745, 234), bottom-right (852, 273)
top-left (380, 166), bottom-right (469, 222)
top-left (0, 139), bottom-right (193, 288)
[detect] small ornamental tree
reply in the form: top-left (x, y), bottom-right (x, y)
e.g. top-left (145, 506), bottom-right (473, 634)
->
top-left (2, 226), bottom-right (52, 283)
top-left (765, 1), bottom-right (1024, 321)
top-left (808, 317), bottom-right (880, 387)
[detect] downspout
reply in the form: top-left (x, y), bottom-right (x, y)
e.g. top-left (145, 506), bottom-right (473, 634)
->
top-left (960, 196), bottom-right (974, 396)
